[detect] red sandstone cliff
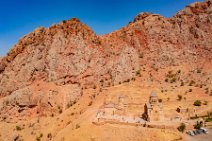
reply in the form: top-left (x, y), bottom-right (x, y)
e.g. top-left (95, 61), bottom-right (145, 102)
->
top-left (0, 0), bottom-right (211, 121)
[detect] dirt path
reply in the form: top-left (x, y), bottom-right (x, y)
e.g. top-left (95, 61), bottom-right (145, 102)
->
top-left (183, 129), bottom-right (212, 141)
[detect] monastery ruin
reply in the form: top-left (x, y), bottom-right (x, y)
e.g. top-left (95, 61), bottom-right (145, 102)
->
top-left (95, 91), bottom-right (165, 124)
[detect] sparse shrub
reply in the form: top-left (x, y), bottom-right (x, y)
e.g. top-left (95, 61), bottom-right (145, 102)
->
top-left (108, 82), bottom-right (111, 86)
top-left (197, 69), bottom-right (202, 73)
top-left (180, 81), bottom-right (184, 86)
top-left (76, 124), bottom-right (80, 129)
top-left (189, 80), bottom-right (195, 86)
top-left (190, 114), bottom-right (199, 119)
top-left (203, 101), bottom-right (208, 105)
top-left (189, 89), bottom-right (192, 92)
top-left (59, 109), bottom-right (63, 114)
top-left (177, 123), bottom-right (186, 133)
top-left (177, 95), bottom-right (182, 101)
top-left (158, 99), bottom-right (163, 103)
top-left (67, 100), bottom-right (77, 108)
top-left (194, 100), bottom-right (201, 106)
top-left (205, 112), bottom-right (212, 122)
top-left (136, 70), bottom-right (140, 76)
top-left (177, 70), bottom-right (181, 74)
top-left (47, 133), bottom-right (52, 139)
top-left (139, 53), bottom-right (144, 58)
top-left (194, 121), bottom-right (203, 129)
top-left (92, 94), bottom-right (96, 99)
top-left (51, 113), bottom-right (54, 117)
top-left (205, 118), bottom-right (212, 122)
top-left (204, 112), bottom-right (212, 122)
top-left (170, 77), bottom-right (177, 83)
top-left (168, 70), bottom-right (173, 75)
top-left (125, 79), bottom-right (130, 83)
top-left (4, 100), bottom-right (9, 106)
top-left (165, 78), bottom-right (168, 82)
top-left (88, 101), bottom-right (92, 106)
top-left (36, 133), bottom-right (43, 141)
top-left (58, 106), bottom-right (63, 113)
top-left (36, 137), bottom-right (41, 141)
top-left (67, 103), bottom-right (72, 108)
top-left (16, 126), bottom-right (22, 131)
top-left (93, 85), bottom-right (96, 89)
top-left (40, 133), bottom-right (43, 138)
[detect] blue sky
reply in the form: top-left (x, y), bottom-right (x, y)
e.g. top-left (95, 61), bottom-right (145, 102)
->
top-left (0, 0), bottom-right (202, 56)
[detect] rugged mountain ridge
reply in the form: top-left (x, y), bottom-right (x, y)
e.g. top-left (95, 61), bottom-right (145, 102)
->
top-left (0, 0), bottom-right (212, 121)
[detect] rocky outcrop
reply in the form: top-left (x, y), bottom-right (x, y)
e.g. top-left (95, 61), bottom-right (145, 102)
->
top-left (0, 83), bottom-right (81, 121)
top-left (0, 0), bottom-right (211, 120)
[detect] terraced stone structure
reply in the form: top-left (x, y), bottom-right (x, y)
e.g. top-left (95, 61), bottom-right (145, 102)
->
top-left (144, 91), bottom-right (164, 122)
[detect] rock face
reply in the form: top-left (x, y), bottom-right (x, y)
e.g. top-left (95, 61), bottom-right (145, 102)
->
top-left (0, 0), bottom-right (212, 121)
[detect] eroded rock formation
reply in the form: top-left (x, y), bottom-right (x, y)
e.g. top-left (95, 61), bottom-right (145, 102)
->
top-left (0, 0), bottom-right (211, 121)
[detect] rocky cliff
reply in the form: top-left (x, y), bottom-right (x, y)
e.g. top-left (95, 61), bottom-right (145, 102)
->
top-left (0, 0), bottom-right (212, 121)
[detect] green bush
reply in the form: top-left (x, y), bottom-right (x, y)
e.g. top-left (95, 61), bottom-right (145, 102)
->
top-left (205, 118), bottom-right (212, 122)
top-left (16, 126), bottom-right (22, 131)
top-left (177, 123), bottom-right (186, 133)
top-left (194, 100), bottom-right (201, 106)
top-left (194, 121), bottom-right (203, 129)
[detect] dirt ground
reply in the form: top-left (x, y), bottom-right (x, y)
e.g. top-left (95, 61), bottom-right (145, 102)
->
top-left (0, 75), bottom-right (211, 141)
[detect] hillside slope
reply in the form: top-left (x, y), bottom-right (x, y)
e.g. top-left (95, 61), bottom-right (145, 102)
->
top-left (0, 0), bottom-right (212, 141)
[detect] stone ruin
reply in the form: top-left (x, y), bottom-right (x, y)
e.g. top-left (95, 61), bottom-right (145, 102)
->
top-left (143, 91), bottom-right (164, 122)
top-left (95, 91), bottom-right (166, 125)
